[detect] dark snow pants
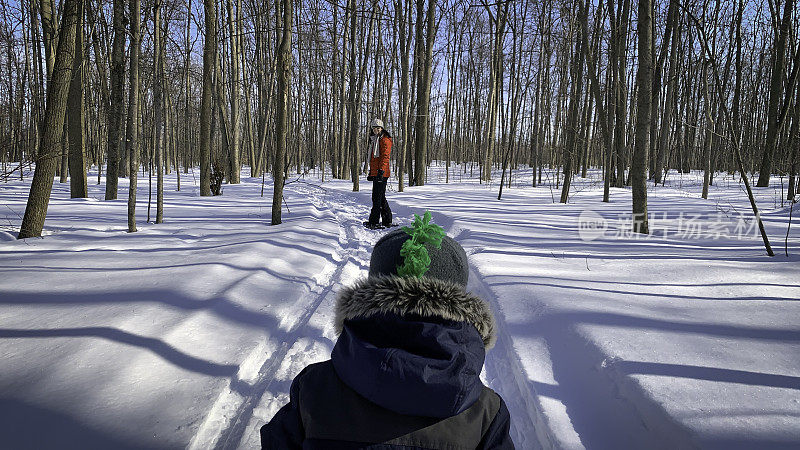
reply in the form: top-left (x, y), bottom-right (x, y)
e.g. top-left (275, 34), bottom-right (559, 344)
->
top-left (368, 178), bottom-right (392, 225)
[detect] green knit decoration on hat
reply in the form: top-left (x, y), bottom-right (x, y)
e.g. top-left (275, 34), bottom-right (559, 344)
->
top-left (397, 211), bottom-right (446, 278)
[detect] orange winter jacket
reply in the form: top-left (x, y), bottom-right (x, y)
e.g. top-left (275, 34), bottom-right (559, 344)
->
top-left (368, 132), bottom-right (392, 179)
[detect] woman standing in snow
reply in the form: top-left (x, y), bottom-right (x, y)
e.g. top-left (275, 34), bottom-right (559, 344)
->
top-left (364, 119), bottom-right (393, 229)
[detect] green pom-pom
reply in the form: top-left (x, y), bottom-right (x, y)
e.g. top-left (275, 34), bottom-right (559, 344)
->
top-left (396, 211), bottom-right (446, 278)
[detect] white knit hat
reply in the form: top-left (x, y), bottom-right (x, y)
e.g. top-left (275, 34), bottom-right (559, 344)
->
top-left (370, 118), bottom-right (384, 129)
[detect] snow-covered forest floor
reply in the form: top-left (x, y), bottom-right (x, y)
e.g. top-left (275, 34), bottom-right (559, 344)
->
top-left (1, 163), bottom-right (799, 449)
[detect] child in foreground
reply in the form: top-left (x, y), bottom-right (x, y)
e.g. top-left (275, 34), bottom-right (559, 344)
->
top-left (260, 213), bottom-right (514, 449)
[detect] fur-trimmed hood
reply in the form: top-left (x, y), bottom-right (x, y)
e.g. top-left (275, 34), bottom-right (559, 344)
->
top-left (335, 276), bottom-right (496, 349)
top-left (260, 276), bottom-right (516, 446)
top-left (330, 276), bottom-right (498, 418)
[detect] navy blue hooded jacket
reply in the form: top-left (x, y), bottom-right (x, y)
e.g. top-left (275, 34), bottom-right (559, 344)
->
top-left (260, 276), bottom-right (514, 449)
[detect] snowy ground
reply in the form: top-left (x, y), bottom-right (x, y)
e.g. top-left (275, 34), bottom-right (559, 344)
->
top-left (1, 163), bottom-right (799, 449)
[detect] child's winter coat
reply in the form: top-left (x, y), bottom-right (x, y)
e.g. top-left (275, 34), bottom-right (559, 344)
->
top-left (260, 275), bottom-right (514, 449)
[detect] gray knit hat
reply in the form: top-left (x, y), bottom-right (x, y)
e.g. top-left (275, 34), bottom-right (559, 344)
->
top-left (369, 227), bottom-right (469, 286)
top-left (370, 118), bottom-right (384, 129)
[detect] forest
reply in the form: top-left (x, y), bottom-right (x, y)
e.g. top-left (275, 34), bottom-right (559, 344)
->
top-left (2, 1), bottom-right (800, 447)
top-left (0, 0), bottom-right (798, 249)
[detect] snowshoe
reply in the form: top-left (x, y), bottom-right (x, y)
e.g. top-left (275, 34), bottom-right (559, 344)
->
top-left (363, 221), bottom-right (383, 230)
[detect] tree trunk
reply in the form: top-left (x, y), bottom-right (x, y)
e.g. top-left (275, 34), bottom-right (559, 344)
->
top-left (397, 0), bottom-right (410, 192)
top-left (126, 0), bottom-right (141, 232)
top-left (199, 0), bottom-right (216, 196)
top-left (154, 0), bottom-right (164, 223)
top-left (613, 0), bottom-right (631, 188)
top-left (481, 3), bottom-right (507, 182)
top-left (67, 0), bottom-right (87, 198)
top-left (655, 1), bottom-right (679, 184)
top-left (87, 0), bottom-right (110, 184)
top-left (214, 56), bottom-right (233, 180)
top-left (226, 0), bottom-right (241, 183)
top-left (105, 0), bottom-right (125, 200)
top-left (404, 1), bottom-right (415, 186)
top-left (413, 0), bottom-right (436, 186)
top-left (577, 0), bottom-right (612, 202)
top-left (757, 0), bottom-right (793, 187)
top-left (788, 67), bottom-right (800, 199)
top-left (631, 0), bottom-right (651, 234)
top-left (701, 62), bottom-right (713, 199)
top-left (560, 4), bottom-right (585, 204)
top-left (59, 115), bottom-right (68, 182)
top-left (731, 0), bottom-right (743, 177)
top-left (39, 0), bottom-right (56, 81)
top-left (581, 5), bottom-right (602, 179)
top-left (236, 0), bottom-right (255, 179)
top-left (18, 0), bottom-right (81, 239)
top-left (271, 0), bottom-right (291, 224)
top-left (183, 0), bottom-right (192, 179)
top-left (345, 0), bottom-right (358, 189)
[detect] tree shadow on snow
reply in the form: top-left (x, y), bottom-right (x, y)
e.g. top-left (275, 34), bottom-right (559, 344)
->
top-left (0, 327), bottom-right (238, 377)
top-left (0, 397), bottom-right (154, 450)
top-left (503, 311), bottom-right (800, 448)
top-left (0, 287), bottom-right (299, 377)
top-left (614, 360), bottom-right (800, 390)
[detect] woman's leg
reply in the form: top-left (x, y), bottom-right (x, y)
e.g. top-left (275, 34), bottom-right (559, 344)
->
top-left (368, 179), bottom-right (384, 224)
top-left (380, 181), bottom-right (392, 225)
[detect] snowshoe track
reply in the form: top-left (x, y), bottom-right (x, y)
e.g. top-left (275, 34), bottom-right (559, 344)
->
top-left (192, 183), bottom-right (378, 449)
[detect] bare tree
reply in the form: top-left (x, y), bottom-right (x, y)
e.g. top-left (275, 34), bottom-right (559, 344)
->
top-left (39, 0), bottom-right (56, 81)
top-left (577, 0), bottom-right (613, 202)
top-left (154, 0), bottom-right (164, 223)
top-left (271, 0), bottom-right (292, 225)
top-left (18, 0), bottom-right (81, 239)
top-left (413, 0), bottom-right (436, 186)
top-left (481, 1), bottom-right (508, 183)
top-left (609, 0), bottom-right (631, 188)
top-left (788, 71), bottom-right (800, 199)
top-left (199, 0), bottom-right (216, 196)
top-left (631, 0), bottom-right (652, 234)
top-left (560, 2), bottom-right (585, 204)
top-left (105, 0), bottom-right (126, 200)
top-left (701, 60), bottom-right (714, 200)
top-left (346, 0), bottom-right (358, 190)
top-left (756, 0), bottom-right (794, 187)
top-left (396, 0), bottom-right (411, 192)
top-left (226, 0), bottom-right (241, 183)
top-left (127, 0), bottom-right (141, 232)
top-left (67, 0), bottom-right (87, 198)
top-left (655, 0), bottom-right (678, 185)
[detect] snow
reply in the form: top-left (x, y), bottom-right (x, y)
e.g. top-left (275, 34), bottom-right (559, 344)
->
top-left (1, 164), bottom-right (799, 449)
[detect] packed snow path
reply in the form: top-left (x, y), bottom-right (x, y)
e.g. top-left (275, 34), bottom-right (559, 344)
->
top-left (190, 182), bottom-right (384, 449)
top-left (2, 165), bottom-right (799, 449)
